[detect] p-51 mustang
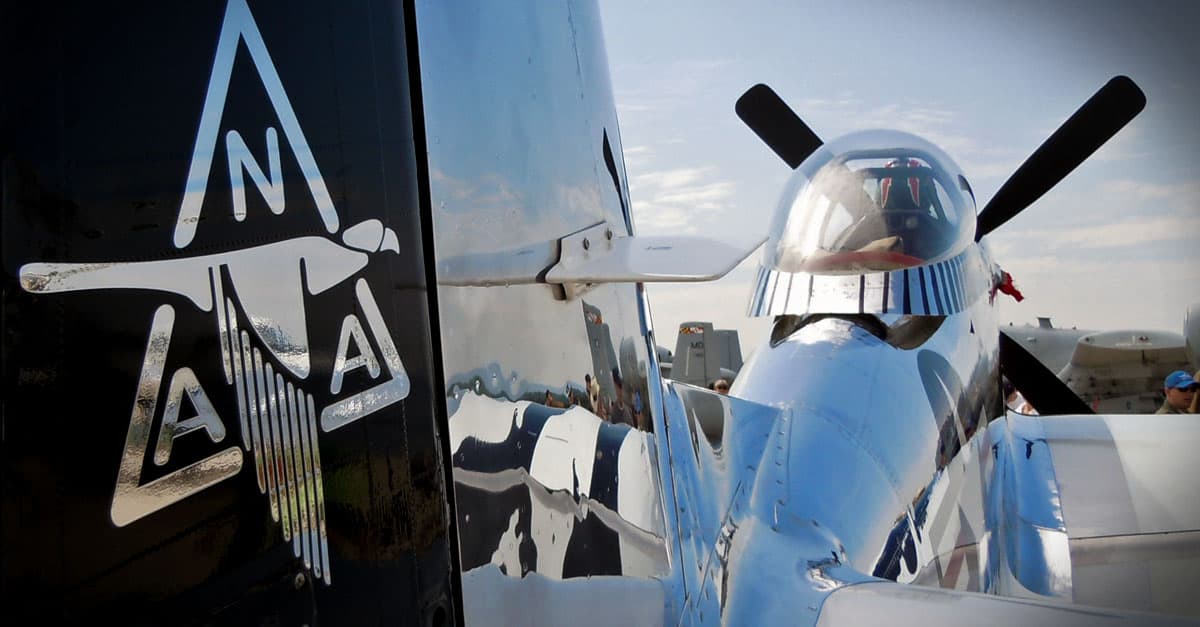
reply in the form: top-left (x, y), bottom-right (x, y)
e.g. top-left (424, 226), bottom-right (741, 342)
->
top-left (2, 1), bottom-right (1196, 625)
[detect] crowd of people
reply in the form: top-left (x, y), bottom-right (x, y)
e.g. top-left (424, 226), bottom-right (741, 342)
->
top-left (1005, 369), bottom-right (1200, 416)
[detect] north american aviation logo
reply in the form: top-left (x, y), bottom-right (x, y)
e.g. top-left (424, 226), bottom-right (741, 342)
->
top-left (17, 0), bottom-right (408, 585)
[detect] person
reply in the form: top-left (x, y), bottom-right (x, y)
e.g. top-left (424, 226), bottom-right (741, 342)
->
top-left (610, 369), bottom-right (633, 426)
top-left (711, 378), bottom-right (730, 395)
top-left (1191, 370), bottom-right (1200, 414)
top-left (586, 373), bottom-right (600, 411)
top-left (1003, 377), bottom-right (1035, 415)
top-left (1155, 370), bottom-right (1197, 414)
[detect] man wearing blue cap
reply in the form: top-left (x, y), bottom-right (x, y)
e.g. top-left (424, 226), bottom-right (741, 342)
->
top-left (1156, 370), bottom-right (1197, 414)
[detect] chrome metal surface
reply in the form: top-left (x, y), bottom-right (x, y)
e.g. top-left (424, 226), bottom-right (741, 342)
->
top-left (985, 412), bottom-right (1072, 599)
top-left (417, 1), bottom-right (674, 623)
top-left (816, 582), bottom-right (1194, 627)
top-left (1060, 415), bottom-right (1200, 536)
top-left (734, 306), bottom-right (1000, 582)
top-left (1069, 530), bottom-right (1200, 618)
top-left (544, 222), bottom-right (764, 289)
top-left (748, 248), bottom-right (987, 317)
top-left (437, 220), bottom-right (762, 292)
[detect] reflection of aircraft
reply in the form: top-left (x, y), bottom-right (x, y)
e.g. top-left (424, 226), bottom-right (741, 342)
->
top-left (4, 2), bottom-right (1196, 627)
top-left (660, 322), bottom-right (743, 388)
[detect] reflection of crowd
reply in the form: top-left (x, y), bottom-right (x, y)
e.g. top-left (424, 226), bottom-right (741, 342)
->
top-left (540, 369), bottom-right (650, 431)
top-left (602, 368), bottom-right (646, 430)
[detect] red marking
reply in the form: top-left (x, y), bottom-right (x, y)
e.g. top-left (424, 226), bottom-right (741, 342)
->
top-left (996, 270), bottom-right (1024, 302)
top-left (882, 158), bottom-right (922, 208)
top-left (802, 250), bottom-right (924, 272)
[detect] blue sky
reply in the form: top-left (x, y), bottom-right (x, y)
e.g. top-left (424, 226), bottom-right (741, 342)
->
top-left (599, 0), bottom-right (1200, 355)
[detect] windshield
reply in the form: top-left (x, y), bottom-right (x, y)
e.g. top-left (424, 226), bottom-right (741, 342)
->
top-left (763, 130), bottom-right (976, 275)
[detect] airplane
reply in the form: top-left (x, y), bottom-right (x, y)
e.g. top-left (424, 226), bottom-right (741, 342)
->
top-left (721, 75), bottom-right (1200, 623)
top-left (659, 321), bottom-right (744, 389)
top-left (1003, 311), bottom-right (1198, 413)
top-left (3, 2), bottom-right (1198, 627)
top-left (1005, 316), bottom-right (1094, 375)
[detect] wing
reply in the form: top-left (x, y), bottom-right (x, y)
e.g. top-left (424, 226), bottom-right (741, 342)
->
top-left (1031, 412), bottom-right (1200, 616)
top-left (815, 581), bottom-right (1194, 626)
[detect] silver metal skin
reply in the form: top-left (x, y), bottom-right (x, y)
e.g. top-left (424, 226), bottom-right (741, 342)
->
top-left (718, 306), bottom-right (1009, 611)
top-left (414, 2), bottom-right (1199, 625)
top-left (416, 1), bottom-right (680, 624)
top-left (711, 128), bottom-right (1200, 622)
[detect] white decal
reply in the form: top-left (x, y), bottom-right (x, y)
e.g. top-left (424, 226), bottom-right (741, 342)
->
top-left (111, 305), bottom-right (244, 528)
top-left (320, 279), bottom-right (411, 432)
top-left (16, 0), bottom-right (411, 587)
top-left (154, 366), bottom-right (226, 466)
top-left (226, 127), bottom-right (286, 221)
top-left (174, 0), bottom-right (337, 248)
top-left (331, 314), bottom-right (381, 395)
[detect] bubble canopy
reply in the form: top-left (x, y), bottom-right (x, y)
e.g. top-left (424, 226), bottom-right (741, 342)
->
top-left (761, 130), bottom-right (976, 275)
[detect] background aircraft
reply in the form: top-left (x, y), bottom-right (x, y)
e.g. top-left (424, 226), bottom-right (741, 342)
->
top-left (1004, 306), bottom-right (1198, 413)
top-left (3, 2), bottom-right (1197, 626)
top-left (658, 321), bottom-right (744, 389)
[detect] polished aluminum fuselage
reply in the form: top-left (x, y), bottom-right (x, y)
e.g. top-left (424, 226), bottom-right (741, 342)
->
top-left (415, 2), bottom-right (1198, 625)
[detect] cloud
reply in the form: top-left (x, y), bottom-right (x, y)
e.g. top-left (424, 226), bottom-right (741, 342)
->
top-left (1089, 123), bottom-right (1150, 163)
top-left (1044, 214), bottom-right (1200, 249)
top-left (1100, 179), bottom-right (1200, 202)
top-left (618, 144), bottom-right (655, 170)
top-left (654, 181), bottom-right (736, 206)
top-left (800, 95), bottom-right (1022, 183)
top-left (629, 166), bottom-right (738, 234)
top-left (992, 177), bottom-right (1200, 249)
top-left (799, 96), bottom-right (864, 109)
top-left (613, 59), bottom-right (736, 120)
top-left (631, 167), bottom-right (707, 190)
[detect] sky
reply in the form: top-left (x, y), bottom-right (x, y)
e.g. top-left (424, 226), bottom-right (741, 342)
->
top-left (598, 0), bottom-right (1200, 358)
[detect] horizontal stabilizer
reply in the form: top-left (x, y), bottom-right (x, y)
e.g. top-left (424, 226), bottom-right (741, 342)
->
top-left (546, 223), bottom-right (763, 286)
top-left (440, 222), bottom-right (763, 297)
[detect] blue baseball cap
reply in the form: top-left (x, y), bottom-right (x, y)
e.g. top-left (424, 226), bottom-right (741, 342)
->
top-left (1164, 370), bottom-right (1197, 390)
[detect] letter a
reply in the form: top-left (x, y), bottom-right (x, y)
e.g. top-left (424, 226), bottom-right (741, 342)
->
top-left (330, 314), bottom-right (381, 394)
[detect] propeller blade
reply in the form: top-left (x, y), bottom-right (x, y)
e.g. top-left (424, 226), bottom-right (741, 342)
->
top-left (735, 83), bottom-right (823, 169)
top-left (999, 331), bottom-right (1093, 415)
top-left (976, 76), bottom-right (1145, 241)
